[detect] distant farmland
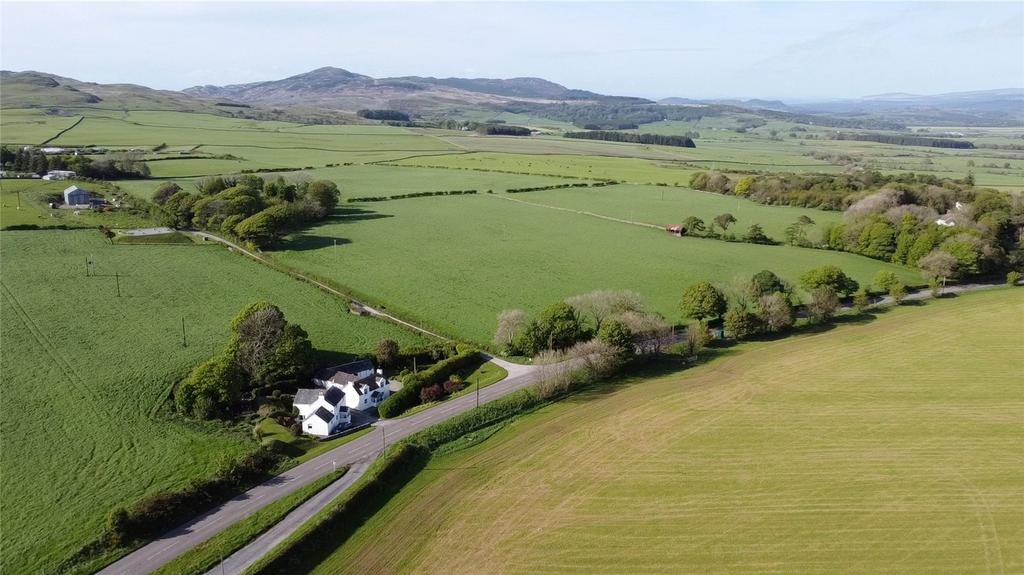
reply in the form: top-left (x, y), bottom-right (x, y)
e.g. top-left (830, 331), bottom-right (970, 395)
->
top-left (309, 289), bottom-right (1024, 574)
top-left (0, 230), bottom-right (426, 574)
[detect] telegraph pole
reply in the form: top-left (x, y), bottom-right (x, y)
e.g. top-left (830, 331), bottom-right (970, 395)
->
top-left (85, 256), bottom-right (90, 277)
top-left (115, 272), bottom-right (121, 297)
top-left (380, 426), bottom-right (386, 451)
top-left (181, 317), bottom-right (187, 347)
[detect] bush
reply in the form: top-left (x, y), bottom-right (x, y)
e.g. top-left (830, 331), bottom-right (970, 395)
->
top-left (378, 350), bottom-right (481, 418)
top-left (1008, 271), bottom-right (1022, 286)
top-left (442, 379), bottom-right (464, 394)
top-left (724, 307), bottom-right (762, 339)
top-left (419, 384), bottom-right (444, 403)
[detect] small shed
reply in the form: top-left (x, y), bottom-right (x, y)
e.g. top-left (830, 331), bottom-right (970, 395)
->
top-left (63, 185), bottom-right (90, 206)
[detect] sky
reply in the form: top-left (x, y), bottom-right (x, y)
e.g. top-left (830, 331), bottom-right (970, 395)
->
top-left (1, 1), bottom-right (1022, 100)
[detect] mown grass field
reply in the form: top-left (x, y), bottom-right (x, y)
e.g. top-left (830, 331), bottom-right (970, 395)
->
top-left (270, 194), bottom-right (918, 343)
top-left (310, 289), bottom-right (1024, 574)
top-left (514, 183), bottom-right (842, 241)
top-left (0, 230), bottom-right (426, 574)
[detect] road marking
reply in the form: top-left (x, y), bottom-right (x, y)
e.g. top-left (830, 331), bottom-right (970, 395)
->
top-left (147, 542), bottom-right (176, 560)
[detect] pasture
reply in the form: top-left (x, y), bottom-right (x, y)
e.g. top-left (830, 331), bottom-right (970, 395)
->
top-left (310, 289), bottom-right (1024, 574)
top-left (269, 193), bottom-right (918, 343)
top-left (0, 230), bottom-right (425, 574)
top-left (513, 183), bottom-right (842, 240)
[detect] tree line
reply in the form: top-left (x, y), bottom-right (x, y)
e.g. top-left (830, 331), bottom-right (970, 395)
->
top-left (476, 125), bottom-right (531, 136)
top-left (152, 174), bottom-right (339, 248)
top-left (1, 146), bottom-right (150, 178)
top-left (357, 109), bottom-right (411, 122)
top-left (564, 131), bottom-right (696, 148)
top-left (830, 132), bottom-right (974, 149)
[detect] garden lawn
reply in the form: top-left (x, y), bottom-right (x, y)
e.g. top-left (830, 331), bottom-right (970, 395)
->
top-left (269, 194), bottom-right (918, 344)
top-left (309, 288), bottom-right (1024, 574)
top-left (0, 230), bottom-right (426, 574)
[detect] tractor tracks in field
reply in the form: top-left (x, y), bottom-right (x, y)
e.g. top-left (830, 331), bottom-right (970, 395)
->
top-left (0, 281), bottom-right (115, 421)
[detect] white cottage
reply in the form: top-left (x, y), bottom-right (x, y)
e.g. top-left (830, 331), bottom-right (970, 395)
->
top-left (313, 359), bottom-right (391, 410)
top-left (292, 385), bottom-right (351, 437)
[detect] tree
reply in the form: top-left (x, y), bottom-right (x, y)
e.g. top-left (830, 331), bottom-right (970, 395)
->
top-left (713, 213), bottom-right (737, 233)
top-left (233, 204), bottom-right (293, 247)
top-left (733, 176), bottom-right (755, 197)
top-left (800, 265), bottom-right (859, 296)
top-left (566, 289), bottom-right (643, 332)
top-left (750, 270), bottom-right (788, 297)
top-left (852, 289), bottom-right (871, 313)
top-left (305, 180), bottom-right (340, 213)
top-left (419, 384), bottom-right (443, 403)
top-left (174, 352), bottom-right (242, 419)
top-left (784, 222), bottom-right (808, 246)
top-left (724, 306), bottom-right (762, 339)
top-left (493, 309), bottom-right (527, 350)
top-left (889, 282), bottom-right (907, 304)
top-left (680, 282), bottom-right (727, 320)
top-left (538, 302), bottom-right (589, 351)
top-left (918, 249), bottom-right (958, 290)
top-left (376, 339), bottom-right (399, 367)
top-left (806, 287), bottom-right (840, 323)
top-left (229, 302), bottom-right (312, 386)
top-left (152, 182), bottom-right (182, 205)
top-left (682, 216), bottom-right (705, 235)
top-left (744, 223), bottom-right (771, 244)
top-left (873, 271), bottom-right (900, 293)
top-left (757, 292), bottom-right (794, 333)
top-left (597, 319), bottom-right (634, 358)
top-left (685, 320), bottom-right (710, 358)
top-left (1008, 270), bottom-right (1022, 286)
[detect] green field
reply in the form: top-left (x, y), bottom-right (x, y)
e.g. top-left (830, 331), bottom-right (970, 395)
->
top-left (269, 194), bottom-right (918, 343)
top-left (512, 183), bottom-right (842, 241)
top-left (0, 230), bottom-right (426, 574)
top-left (310, 289), bottom-right (1024, 574)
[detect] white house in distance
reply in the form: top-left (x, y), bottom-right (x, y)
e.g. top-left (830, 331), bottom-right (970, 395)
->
top-left (63, 185), bottom-right (90, 206)
top-left (293, 385), bottom-right (351, 437)
top-left (313, 359), bottom-right (392, 410)
top-left (42, 170), bottom-right (76, 181)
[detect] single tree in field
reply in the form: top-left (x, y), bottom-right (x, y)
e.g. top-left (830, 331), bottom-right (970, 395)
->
top-left (305, 180), bottom-right (340, 212)
top-left (375, 339), bottom-right (399, 368)
top-left (807, 286), bottom-right (840, 323)
top-left (918, 250), bottom-right (957, 295)
top-left (494, 309), bottom-right (528, 349)
top-left (682, 216), bottom-right (705, 235)
top-left (680, 282), bottom-right (727, 320)
top-left (713, 213), bottom-right (737, 233)
top-left (744, 223), bottom-right (771, 244)
top-left (784, 216), bottom-right (813, 247)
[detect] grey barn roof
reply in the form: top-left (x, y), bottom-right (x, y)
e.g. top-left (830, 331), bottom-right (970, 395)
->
top-left (315, 359), bottom-right (374, 382)
top-left (294, 389), bottom-right (323, 405)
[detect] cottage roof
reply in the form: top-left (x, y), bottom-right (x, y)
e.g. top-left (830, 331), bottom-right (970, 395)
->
top-left (324, 386), bottom-right (345, 406)
top-left (294, 389), bottom-right (323, 405)
top-left (312, 406), bottom-right (334, 423)
top-left (316, 359), bottom-right (374, 383)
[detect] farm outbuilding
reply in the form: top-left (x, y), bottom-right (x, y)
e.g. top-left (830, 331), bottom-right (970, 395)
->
top-left (666, 225), bottom-right (686, 237)
top-left (63, 185), bottom-right (90, 206)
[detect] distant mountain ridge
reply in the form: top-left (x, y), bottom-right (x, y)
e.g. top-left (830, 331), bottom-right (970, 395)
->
top-left (181, 66), bottom-right (639, 112)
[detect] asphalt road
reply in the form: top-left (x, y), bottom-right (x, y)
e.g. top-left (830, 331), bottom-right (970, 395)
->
top-left (97, 357), bottom-right (537, 575)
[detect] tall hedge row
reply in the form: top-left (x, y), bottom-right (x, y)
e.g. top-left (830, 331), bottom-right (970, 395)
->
top-left (377, 350), bottom-right (482, 418)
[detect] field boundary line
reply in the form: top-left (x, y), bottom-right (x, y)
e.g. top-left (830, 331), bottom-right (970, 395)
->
top-left (488, 192), bottom-right (663, 231)
top-left (38, 115), bottom-right (84, 145)
top-left (186, 231), bottom-right (450, 341)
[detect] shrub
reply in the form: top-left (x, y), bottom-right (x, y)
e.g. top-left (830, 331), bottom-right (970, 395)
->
top-left (442, 379), bottom-right (464, 394)
top-left (680, 281), bottom-right (727, 320)
top-left (379, 350), bottom-right (481, 418)
top-left (889, 282), bottom-right (908, 304)
top-left (724, 306), bottom-right (762, 339)
top-left (419, 384), bottom-right (444, 403)
top-left (1008, 271), bottom-right (1022, 286)
top-left (807, 286), bottom-right (840, 323)
top-left (800, 265), bottom-right (859, 296)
